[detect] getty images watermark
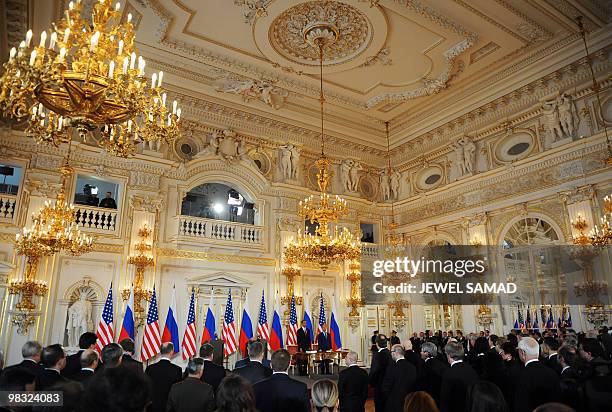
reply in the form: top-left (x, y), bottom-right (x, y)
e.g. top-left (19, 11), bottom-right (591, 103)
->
top-left (370, 257), bottom-right (517, 295)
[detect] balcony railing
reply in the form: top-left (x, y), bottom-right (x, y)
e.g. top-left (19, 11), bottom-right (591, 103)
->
top-left (74, 205), bottom-right (118, 233)
top-left (361, 243), bottom-right (380, 260)
top-left (0, 194), bottom-right (17, 221)
top-left (178, 215), bottom-right (265, 249)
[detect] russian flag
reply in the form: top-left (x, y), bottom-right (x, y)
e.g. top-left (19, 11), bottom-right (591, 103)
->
top-left (303, 294), bottom-right (314, 344)
top-left (162, 286), bottom-right (180, 352)
top-left (329, 296), bottom-right (342, 351)
top-left (269, 293), bottom-right (283, 351)
top-left (239, 293), bottom-right (253, 357)
top-left (201, 289), bottom-right (216, 343)
top-left (118, 286), bottom-right (135, 341)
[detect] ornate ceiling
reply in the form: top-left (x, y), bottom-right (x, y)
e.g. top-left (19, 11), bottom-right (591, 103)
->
top-left (7, 0), bottom-right (612, 156)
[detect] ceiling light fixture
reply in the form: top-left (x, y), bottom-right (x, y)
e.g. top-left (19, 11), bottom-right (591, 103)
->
top-left (0, 0), bottom-right (181, 157)
top-left (284, 22), bottom-right (361, 272)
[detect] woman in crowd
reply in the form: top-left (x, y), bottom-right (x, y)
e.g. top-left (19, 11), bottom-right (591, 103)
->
top-left (403, 391), bottom-right (440, 412)
top-left (215, 375), bottom-right (258, 412)
top-left (311, 379), bottom-right (339, 412)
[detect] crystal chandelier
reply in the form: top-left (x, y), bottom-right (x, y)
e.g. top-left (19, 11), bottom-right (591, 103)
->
top-left (10, 152), bottom-right (93, 332)
top-left (0, 0), bottom-right (181, 157)
top-left (122, 224), bottom-right (154, 323)
top-left (284, 24), bottom-right (361, 272)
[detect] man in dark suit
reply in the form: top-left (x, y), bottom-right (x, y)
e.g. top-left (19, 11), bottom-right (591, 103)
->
top-left (296, 320), bottom-right (311, 376)
top-left (316, 323), bottom-right (333, 375)
top-left (410, 333), bottom-right (422, 354)
top-left (558, 346), bottom-right (577, 379)
top-left (145, 342), bottom-right (182, 412)
top-left (233, 341), bottom-right (272, 384)
top-left (234, 339), bottom-right (272, 369)
top-left (382, 344), bottom-right (417, 412)
top-left (119, 338), bottom-right (143, 372)
top-left (417, 341), bottom-right (448, 406)
top-left (338, 351), bottom-right (368, 412)
top-left (390, 330), bottom-right (401, 346)
top-left (62, 332), bottom-right (97, 377)
top-left (37, 344), bottom-right (68, 390)
top-left (369, 335), bottom-right (392, 412)
top-left (71, 349), bottom-right (98, 385)
top-left (96, 342), bottom-right (123, 374)
top-left (167, 357), bottom-right (215, 412)
top-left (253, 348), bottom-right (309, 412)
top-left (1, 341), bottom-right (44, 380)
top-left (513, 337), bottom-right (560, 412)
top-left (200, 343), bottom-right (226, 393)
top-left (440, 341), bottom-right (479, 412)
top-left (541, 336), bottom-right (562, 375)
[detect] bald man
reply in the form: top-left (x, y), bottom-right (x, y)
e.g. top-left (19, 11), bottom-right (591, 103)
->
top-left (338, 351), bottom-right (368, 412)
top-left (514, 337), bottom-right (560, 412)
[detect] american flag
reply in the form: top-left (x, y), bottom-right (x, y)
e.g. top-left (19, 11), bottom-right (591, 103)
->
top-left (182, 288), bottom-right (197, 360)
top-left (286, 294), bottom-right (298, 346)
top-left (141, 286), bottom-right (161, 361)
top-left (95, 284), bottom-right (114, 353)
top-left (222, 290), bottom-right (237, 357)
top-left (257, 289), bottom-right (269, 342)
top-left (317, 293), bottom-right (326, 334)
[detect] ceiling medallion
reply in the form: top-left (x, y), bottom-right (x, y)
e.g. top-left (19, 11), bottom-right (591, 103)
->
top-left (269, 1), bottom-right (371, 66)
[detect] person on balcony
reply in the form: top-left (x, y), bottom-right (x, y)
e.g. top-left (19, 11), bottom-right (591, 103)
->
top-left (99, 191), bottom-right (117, 209)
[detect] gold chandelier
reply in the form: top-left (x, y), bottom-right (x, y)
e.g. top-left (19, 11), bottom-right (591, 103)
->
top-left (122, 224), bottom-right (154, 323)
top-left (588, 195), bottom-right (612, 247)
top-left (284, 24), bottom-right (361, 272)
top-left (10, 152), bottom-right (93, 330)
top-left (0, 0), bottom-right (181, 157)
top-left (571, 196), bottom-right (612, 247)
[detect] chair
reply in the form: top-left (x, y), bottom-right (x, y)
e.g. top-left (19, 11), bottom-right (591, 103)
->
top-left (287, 345), bottom-right (298, 375)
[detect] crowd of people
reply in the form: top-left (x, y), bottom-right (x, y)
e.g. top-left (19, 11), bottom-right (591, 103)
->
top-left (0, 326), bottom-right (611, 412)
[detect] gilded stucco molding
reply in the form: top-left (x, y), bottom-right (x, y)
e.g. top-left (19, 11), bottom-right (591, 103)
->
top-left (156, 247), bottom-right (276, 266)
top-left (91, 243), bottom-right (125, 254)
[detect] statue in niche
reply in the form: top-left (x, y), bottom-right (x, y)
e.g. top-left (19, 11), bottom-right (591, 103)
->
top-left (278, 143), bottom-right (300, 180)
top-left (453, 136), bottom-right (476, 176)
top-left (557, 93), bottom-right (576, 137)
top-left (349, 161), bottom-right (362, 192)
top-left (390, 170), bottom-right (401, 200)
top-left (340, 159), bottom-right (354, 192)
top-left (289, 145), bottom-right (300, 179)
top-left (542, 93), bottom-right (576, 142)
top-left (66, 290), bottom-right (93, 347)
top-left (463, 138), bottom-right (476, 174)
top-left (380, 169), bottom-right (390, 201)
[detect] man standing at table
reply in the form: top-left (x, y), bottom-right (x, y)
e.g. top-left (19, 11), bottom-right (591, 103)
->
top-left (317, 323), bottom-right (333, 375)
top-left (296, 319), bottom-right (311, 376)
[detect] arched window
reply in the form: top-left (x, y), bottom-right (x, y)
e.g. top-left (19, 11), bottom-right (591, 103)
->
top-left (181, 183), bottom-right (255, 225)
top-left (502, 217), bottom-right (559, 249)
